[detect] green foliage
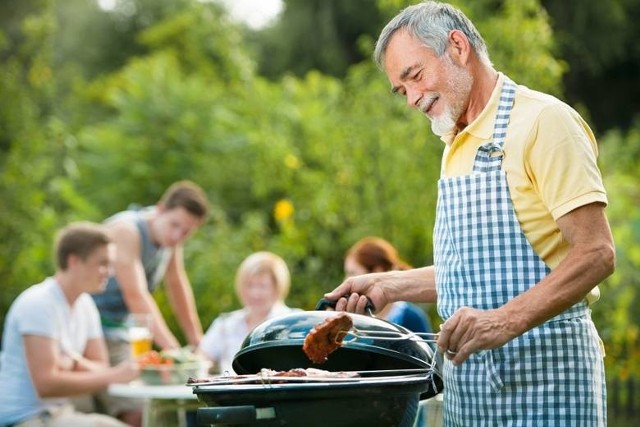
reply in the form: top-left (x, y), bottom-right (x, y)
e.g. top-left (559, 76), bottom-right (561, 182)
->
top-left (593, 122), bottom-right (640, 379)
top-left (541, 0), bottom-right (629, 75)
top-left (477, 0), bottom-right (564, 95)
top-left (53, 0), bottom-right (195, 79)
top-left (138, 2), bottom-right (254, 82)
top-left (78, 51), bottom-right (232, 208)
top-left (252, 0), bottom-right (387, 79)
top-left (0, 0), bottom-right (84, 329)
top-left (540, 0), bottom-right (640, 133)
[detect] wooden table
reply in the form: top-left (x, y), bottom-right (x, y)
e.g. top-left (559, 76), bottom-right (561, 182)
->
top-left (108, 382), bottom-right (202, 427)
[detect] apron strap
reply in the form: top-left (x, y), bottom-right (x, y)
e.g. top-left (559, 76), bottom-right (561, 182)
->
top-left (473, 78), bottom-right (516, 173)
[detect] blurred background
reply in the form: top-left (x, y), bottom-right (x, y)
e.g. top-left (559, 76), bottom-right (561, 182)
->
top-left (1, 0), bottom-right (638, 423)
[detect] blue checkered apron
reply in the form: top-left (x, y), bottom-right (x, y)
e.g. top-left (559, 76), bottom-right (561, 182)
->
top-left (433, 78), bottom-right (606, 426)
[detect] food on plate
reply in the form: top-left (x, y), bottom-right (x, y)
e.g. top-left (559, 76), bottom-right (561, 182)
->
top-left (137, 348), bottom-right (209, 385)
top-left (136, 347), bottom-right (203, 366)
top-left (137, 350), bottom-right (174, 367)
top-left (186, 367), bottom-right (360, 384)
top-left (303, 312), bottom-right (353, 364)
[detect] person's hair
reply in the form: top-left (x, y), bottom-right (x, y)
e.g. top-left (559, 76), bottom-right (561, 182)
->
top-left (346, 237), bottom-right (411, 273)
top-left (235, 251), bottom-right (291, 301)
top-left (159, 180), bottom-right (209, 219)
top-left (374, 0), bottom-right (491, 69)
top-left (55, 222), bottom-right (111, 270)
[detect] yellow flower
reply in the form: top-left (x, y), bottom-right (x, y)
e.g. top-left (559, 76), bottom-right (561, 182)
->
top-left (274, 199), bottom-right (294, 222)
top-left (284, 154), bottom-right (301, 169)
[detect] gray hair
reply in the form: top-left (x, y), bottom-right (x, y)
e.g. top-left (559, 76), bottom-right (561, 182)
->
top-left (374, 1), bottom-right (491, 68)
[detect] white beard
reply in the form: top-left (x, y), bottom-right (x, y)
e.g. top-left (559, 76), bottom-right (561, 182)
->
top-left (431, 107), bottom-right (457, 137)
top-left (427, 54), bottom-right (473, 137)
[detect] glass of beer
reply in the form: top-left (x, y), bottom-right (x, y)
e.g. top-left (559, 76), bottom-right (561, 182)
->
top-left (126, 313), bottom-right (153, 358)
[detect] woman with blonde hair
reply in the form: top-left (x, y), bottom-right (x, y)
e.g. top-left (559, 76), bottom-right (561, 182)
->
top-left (198, 252), bottom-right (299, 374)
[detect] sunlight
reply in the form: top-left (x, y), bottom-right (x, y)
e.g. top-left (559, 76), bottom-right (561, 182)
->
top-left (97, 0), bottom-right (117, 11)
top-left (219, 0), bottom-right (283, 29)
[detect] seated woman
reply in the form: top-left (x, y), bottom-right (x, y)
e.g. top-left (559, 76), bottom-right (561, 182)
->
top-left (344, 237), bottom-right (433, 334)
top-left (344, 237), bottom-right (434, 427)
top-left (0, 222), bottom-right (139, 427)
top-left (198, 251), bottom-right (299, 374)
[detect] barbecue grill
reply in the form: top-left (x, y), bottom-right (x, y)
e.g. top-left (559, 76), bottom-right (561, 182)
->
top-left (190, 309), bottom-right (443, 426)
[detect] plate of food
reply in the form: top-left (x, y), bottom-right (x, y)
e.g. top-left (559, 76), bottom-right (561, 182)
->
top-left (138, 348), bottom-right (210, 385)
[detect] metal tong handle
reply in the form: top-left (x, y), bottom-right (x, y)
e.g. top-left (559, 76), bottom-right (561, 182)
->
top-left (316, 298), bottom-right (438, 343)
top-left (341, 328), bottom-right (439, 347)
top-left (348, 328), bottom-right (439, 343)
top-left (347, 330), bottom-right (443, 378)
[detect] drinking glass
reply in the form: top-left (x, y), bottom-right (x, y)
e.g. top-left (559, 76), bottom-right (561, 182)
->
top-left (126, 313), bottom-right (153, 358)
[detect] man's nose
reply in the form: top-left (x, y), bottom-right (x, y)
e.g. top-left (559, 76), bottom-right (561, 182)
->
top-left (406, 88), bottom-right (422, 109)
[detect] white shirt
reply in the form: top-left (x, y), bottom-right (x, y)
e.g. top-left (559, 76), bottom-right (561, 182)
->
top-left (199, 302), bottom-right (298, 374)
top-left (0, 278), bottom-right (103, 424)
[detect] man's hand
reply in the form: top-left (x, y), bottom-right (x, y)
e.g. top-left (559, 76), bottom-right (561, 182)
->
top-left (324, 266), bottom-right (437, 314)
top-left (437, 307), bottom-right (517, 365)
top-left (58, 352), bottom-right (76, 371)
top-left (324, 272), bottom-right (392, 315)
top-left (112, 359), bottom-right (140, 384)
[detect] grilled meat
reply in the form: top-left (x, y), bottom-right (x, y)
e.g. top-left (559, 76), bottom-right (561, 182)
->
top-left (303, 313), bottom-right (353, 364)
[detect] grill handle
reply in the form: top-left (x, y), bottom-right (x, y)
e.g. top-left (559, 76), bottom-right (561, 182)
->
top-left (197, 406), bottom-right (276, 425)
top-left (315, 297), bottom-right (376, 315)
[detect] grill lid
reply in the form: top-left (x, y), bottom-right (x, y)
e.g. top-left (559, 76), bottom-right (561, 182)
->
top-left (232, 310), bottom-right (437, 375)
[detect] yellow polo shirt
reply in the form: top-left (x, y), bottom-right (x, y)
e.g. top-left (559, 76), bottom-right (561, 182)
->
top-left (441, 73), bottom-right (607, 300)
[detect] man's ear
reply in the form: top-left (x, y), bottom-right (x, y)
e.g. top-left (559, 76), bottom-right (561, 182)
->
top-left (67, 253), bottom-right (80, 268)
top-left (448, 29), bottom-right (471, 65)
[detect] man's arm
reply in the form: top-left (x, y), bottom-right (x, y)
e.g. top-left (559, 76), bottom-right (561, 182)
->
top-left (325, 265), bottom-right (438, 314)
top-left (163, 245), bottom-right (203, 348)
top-left (66, 337), bottom-right (110, 372)
top-left (109, 222), bottom-right (180, 350)
top-left (25, 335), bottom-right (138, 397)
top-left (438, 202), bottom-right (615, 364)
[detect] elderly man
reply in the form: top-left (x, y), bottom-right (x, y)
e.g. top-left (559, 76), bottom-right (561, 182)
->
top-left (325, 1), bottom-right (614, 425)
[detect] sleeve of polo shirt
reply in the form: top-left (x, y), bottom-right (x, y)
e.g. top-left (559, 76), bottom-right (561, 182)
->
top-left (527, 102), bottom-right (608, 220)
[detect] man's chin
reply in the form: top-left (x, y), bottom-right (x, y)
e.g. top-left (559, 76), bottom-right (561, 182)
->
top-left (430, 110), bottom-right (457, 136)
top-left (91, 282), bottom-right (108, 294)
top-left (431, 122), bottom-right (454, 137)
